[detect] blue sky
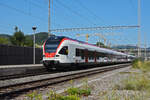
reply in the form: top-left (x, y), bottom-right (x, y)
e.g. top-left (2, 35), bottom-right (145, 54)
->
top-left (0, 0), bottom-right (149, 47)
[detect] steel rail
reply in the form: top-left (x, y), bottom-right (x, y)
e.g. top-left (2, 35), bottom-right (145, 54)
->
top-left (0, 71), bottom-right (51, 80)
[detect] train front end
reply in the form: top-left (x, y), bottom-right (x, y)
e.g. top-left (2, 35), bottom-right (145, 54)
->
top-left (42, 35), bottom-right (65, 69)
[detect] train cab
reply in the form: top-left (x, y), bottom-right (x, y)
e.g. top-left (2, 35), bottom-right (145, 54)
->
top-left (43, 36), bottom-right (66, 67)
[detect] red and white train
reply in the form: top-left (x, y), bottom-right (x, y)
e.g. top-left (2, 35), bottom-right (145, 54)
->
top-left (42, 35), bottom-right (135, 70)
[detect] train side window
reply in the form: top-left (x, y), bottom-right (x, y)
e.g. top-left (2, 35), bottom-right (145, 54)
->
top-left (59, 46), bottom-right (68, 55)
top-left (96, 52), bottom-right (99, 60)
top-left (97, 57), bottom-right (99, 60)
top-left (81, 50), bottom-right (84, 59)
top-left (76, 48), bottom-right (85, 58)
top-left (81, 56), bottom-right (84, 59)
top-left (76, 48), bottom-right (80, 56)
top-left (92, 52), bottom-right (94, 60)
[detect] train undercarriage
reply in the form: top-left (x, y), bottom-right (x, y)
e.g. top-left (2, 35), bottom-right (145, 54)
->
top-left (43, 60), bottom-right (131, 71)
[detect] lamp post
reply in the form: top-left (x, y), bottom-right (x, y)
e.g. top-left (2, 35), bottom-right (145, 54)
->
top-left (32, 26), bottom-right (37, 64)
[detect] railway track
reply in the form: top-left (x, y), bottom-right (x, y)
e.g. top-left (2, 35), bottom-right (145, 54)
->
top-left (0, 63), bottom-right (130, 99)
top-left (0, 71), bottom-right (49, 80)
top-left (0, 70), bottom-right (61, 80)
top-left (0, 67), bottom-right (95, 81)
top-left (0, 65), bottom-right (95, 81)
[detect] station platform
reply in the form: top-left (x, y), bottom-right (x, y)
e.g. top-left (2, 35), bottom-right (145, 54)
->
top-left (0, 64), bottom-right (42, 69)
top-left (0, 64), bottom-right (44, 77)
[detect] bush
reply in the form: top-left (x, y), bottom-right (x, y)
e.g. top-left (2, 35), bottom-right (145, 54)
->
top-left (0, 37), bottom-right (9, 45)
top-left (26, 90), bottom-right (81, 100)
top-left (47, 90), bottom-right (61, 100)
top-left (66, 88), bottom-right (80, 95)
top-left (78, 88), bottom-right (91, 96)
top-left (132, 59), bottom-right (142, 69)
top-left (59, 95), bottom-right (80, 100)
top-left (66, 87), bottom-right (91, 96)
top-left (132, 60), bottom-right (150, 72)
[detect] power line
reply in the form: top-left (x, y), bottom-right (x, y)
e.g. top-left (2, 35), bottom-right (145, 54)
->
top-left (52, 2), bottom-right (87, 28)
top-left (33, 0), bottom-right (47, 8)
top-left (55, 0), bottom-right (96, 26)
top-left (43, 0), bottom-right (49, 5)
top-left (51, 25), bottom-right (139, 32)
top-left (0, 2), bottom-right (46, 22)
top-left (75, 0), bottom-right (105, 25)
top-left (25, 0), bottom-right (47, 11)
top-left (129, 0), bottom-right (137, 11)
top-left (128, 0), bottom-right (137, 17)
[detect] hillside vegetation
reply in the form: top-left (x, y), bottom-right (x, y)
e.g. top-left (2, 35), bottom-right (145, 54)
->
top-left (0, 32), bottom-right (49, 46)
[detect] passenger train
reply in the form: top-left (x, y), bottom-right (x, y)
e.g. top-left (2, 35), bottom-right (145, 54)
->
top-left (42, 35), bottom-right (135, 70)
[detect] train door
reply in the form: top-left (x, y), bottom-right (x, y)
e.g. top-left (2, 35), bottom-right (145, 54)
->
top-left (59, 46), bottom-right (68, 63)
top-left (84, 49), bottom-right (88, 63)
top-left (68, 44), bottom-right (75, 63)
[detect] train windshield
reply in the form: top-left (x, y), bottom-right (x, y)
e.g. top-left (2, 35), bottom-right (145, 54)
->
top-left (45, 36), bottom-right (64, 53)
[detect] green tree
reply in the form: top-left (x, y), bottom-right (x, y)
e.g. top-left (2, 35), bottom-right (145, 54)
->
top-left (96, 42), bottom-right (109, 48)
top-left (10, 30), bottom-right (25, 46)
top-left (14, 26), bottom-right (18, 32)
top-left (24, 36), bottom-right (33, 47)
top-left (0, 37), bottom-right (9, 45)
top-left (96, 42), bottom-right (104, 47)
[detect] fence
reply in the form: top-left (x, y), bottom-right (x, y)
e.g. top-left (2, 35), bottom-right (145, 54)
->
top-left (0, 44), bottom-right (42, 65)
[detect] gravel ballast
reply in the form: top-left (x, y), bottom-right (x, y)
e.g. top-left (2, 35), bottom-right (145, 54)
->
top-left (14, 65), bottom-right (133, 100)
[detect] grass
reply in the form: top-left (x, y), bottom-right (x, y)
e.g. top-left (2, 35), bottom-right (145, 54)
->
top-left (99, 90), bottom-right (146, 100)
top-left (47, 90), bottom-right (80, 100)
top-left (26, 79), bottom-right (91, 100)
top-left (26, 90), bottom-right (80, 100)
top-left (115, 74), bottom-right (150, 91)
top-left (26, 88), bottom-right (90, 100)
top-left (66, 87), bottom-right (91, 96)
top-left (115, 60), bottom-right (150, 91)
top-left (59, 95), bottom-right (80, 100)
top-left (110, 60), bottom-right (150, 100)
top-left (66, 79), bottom-right (91, 96)
top-left (98, 60), bottom-right (150, 100)
top-left (132, 59), bottom-right (150, 72)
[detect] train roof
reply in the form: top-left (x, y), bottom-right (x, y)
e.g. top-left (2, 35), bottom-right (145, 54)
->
top-left (47, 35), bottom-right (134, 57)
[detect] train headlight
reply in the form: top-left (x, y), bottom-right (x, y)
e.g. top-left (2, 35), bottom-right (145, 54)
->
top-left (55, 55), bottom-right (59, 57)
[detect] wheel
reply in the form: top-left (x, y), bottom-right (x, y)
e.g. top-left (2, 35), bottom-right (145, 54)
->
top-left (43, 62), bottom-right (53, 71)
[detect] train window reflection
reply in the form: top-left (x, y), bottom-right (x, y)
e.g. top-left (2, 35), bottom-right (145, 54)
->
top-left (59, 46), bottom-right (68, 55)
